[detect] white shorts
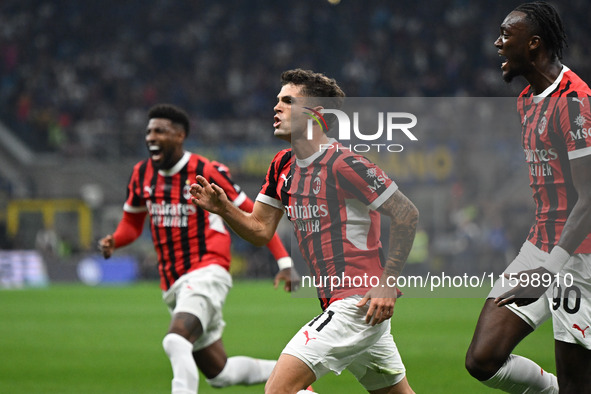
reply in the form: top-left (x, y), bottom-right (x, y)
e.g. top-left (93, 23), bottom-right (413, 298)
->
top-left (551, 253), bottom-right (591, 350)
top-left (488, 241), bottom-right (552, 329)
top-left (162, 264), bottom-right (232, 351)
top-left (282, 296), bottom-right (406, 391)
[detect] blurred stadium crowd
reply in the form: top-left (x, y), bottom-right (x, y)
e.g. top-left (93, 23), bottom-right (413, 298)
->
top-left (1, 0), bottom-right (589, 155)
top-left (1, 0), bottom-right (590, 280)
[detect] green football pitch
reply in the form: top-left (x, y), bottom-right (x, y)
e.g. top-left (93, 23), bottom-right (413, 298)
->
top-left (0, 281), bottom-right (555, 393)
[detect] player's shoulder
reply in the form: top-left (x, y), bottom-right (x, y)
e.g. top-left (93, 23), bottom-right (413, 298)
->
top-left (186, 152), bottom-right (223, 173)
top-left (272, 148), bottom-right (292, 161)
top-left (518, 85), bottom-right (531, 98)
top-left (270, 148), bottom-right (293, 168)
top-left (131, 158), bottom-right (153, 173)
top-left (331, 148), bottom-right (380, 176)
top-left (330, 143), bottom-right (370, 164)
top-left (560, 68), bottom-right (591, 96)
top-left (188, 153), bottom-right (236, 180)
top-left (210, 159), bottom-right (231, 174)
top-left (186, 151), bottom-right (213, 165)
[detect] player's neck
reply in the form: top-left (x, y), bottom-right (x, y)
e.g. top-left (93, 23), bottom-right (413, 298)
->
top-left (527, 60), bottom-right (563, 95)
top-left (291, 132), bottom-right (330, 160)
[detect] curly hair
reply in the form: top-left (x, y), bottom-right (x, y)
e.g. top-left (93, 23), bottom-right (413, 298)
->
top-left (148, 104), bottom-right (190, 136)
top-left (281, 69), bottom-right (345, 130)
top-left (514, 1), bottom-right (568, 60)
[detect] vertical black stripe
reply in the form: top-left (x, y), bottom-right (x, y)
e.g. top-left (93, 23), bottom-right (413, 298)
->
top-left (523, 98), bottom-right (545, 249)
top-left (267, 150), bottom-right (292, 199)
top-left (163, 174), bottom-right (179, 282)
top-left (196, 159), bottom-right (207, 259)
top-left (540, 100), bottom-right (559, 246)
top-left (324, 150), bottom-right (347, 280)
top-left (557, 80), bottom-right (571, 97)
top-left (179, 164), bottom-right (192, 272)
top-left (279, 154), bottom-right (294, 210)
top-left (306, 162), bottom-right (329, 289)
top-left (533, 99), bottom-right (557, 248)
top-left (293, 165), bottom-right (324, 298)
top-left (148, 167), bottom-right (171, 290)
top-left (561, 94), bottom-right (582, 227)
top-left (130, 161), bottom-right (148, 207)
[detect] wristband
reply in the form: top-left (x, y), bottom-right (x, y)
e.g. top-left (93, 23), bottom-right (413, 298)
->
top-left (277, 257), bottom-right (292, 271)
top-left (545, 245), bottom-right (570, 274)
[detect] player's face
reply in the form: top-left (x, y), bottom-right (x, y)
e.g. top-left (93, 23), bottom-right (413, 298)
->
top-left (145, 118), bottom-right (185, 170)
top-left (273, 83), bottom-right (307, 142)
top-left (494, 11), bottom-right (533, 83)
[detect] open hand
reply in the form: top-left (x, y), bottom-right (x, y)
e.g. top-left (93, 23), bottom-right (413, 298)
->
top-left (274, 267), bottom-right (301, 292)
top-left (190, 175), bottom-right (229, 214)
top-left (494, 267), bottom-right (553, 307)
top-left (356, 283), bottom-right (398, 326)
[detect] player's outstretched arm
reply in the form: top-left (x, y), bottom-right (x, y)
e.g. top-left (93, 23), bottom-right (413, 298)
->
top-left (233, 192), bottom-right (298, 292)
top-left (357, 190), bottom-right (419, 326)
top-left (99, 234), bottom-right (115, 258)
top-left (274, 266), bottom-right (301, 292)
top-left (496, 155), bottom-right (591, 307)
top-left (98, 211), bottom-right (146, 259)
top-left (191, 175), bottom-right (284, 247)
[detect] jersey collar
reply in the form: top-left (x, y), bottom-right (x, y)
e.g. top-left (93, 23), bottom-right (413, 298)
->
top-left (295, 138), bottom-right (337, 167)
top-left (533, 65), bottom-right (569, 102)
top-left (158, 151), bottom-right (190, 177)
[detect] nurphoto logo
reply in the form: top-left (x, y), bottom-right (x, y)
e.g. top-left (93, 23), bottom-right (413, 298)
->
top-left (305, 107), bottom-right (418, 153)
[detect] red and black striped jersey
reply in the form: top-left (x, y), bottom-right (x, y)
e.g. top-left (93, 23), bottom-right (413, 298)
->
top-left (518, 66), bottom-right (591, 253)
top-left (123, 152), bottom-right (246, 290)
top-left (257, 140), bottom-right (398, 309)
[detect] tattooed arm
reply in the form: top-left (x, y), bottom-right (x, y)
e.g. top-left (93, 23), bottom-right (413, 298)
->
top-left (356, 189), bottom-right (419, 325)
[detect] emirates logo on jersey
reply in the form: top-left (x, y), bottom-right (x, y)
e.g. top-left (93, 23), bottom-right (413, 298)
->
top-left (312, 176), bottom-right (322, 195)
top-left (147, 201), bottom-right (197, 216)
top-left (284, 202), bottom-right (329, 220)
top-left (523, 148), bottom-right (558, 163)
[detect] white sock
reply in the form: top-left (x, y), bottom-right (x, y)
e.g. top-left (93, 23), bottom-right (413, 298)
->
top-left (162, 333), bottom-right (199, 394)
top-left (297, 391), bottom-right (319, 394)
top-left (206, 356), bottom-right (276, 388)
top-left (483, 354), bottom-right (558, 393)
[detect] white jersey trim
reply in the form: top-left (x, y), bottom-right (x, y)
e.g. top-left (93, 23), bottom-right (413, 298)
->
top-left (533, 65), bottom-right (569, 102)
top-left (345, 199), bottom-right (371, 250)
top-left (208, 213), bottom-right (228, 234)
top-left (123, 202), bottom-right (148, 213)
top-left (296, 138), bottom-right (337, 167)
top-left (569, 145), bottom-right (591, 160)
top-left (158, 151), bottom-right (191, 177)
top-left (368, 182), bottom-right (398, 211)
top-left (256, 193), bottom-right (284, 211)
top-left (232, 191), bottom-right (247, 207)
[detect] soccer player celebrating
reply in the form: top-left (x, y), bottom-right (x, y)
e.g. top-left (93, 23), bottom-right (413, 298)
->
top-left (466, 2), bottom-right (591, 393)
top-left (191, 68), bottom-right (418, 393)
top-left (99, 104), bottom-right (296, 394)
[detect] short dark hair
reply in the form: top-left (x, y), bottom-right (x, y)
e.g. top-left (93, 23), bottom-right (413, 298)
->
top-left (281, 69), bottom-right (345, 129)
top-left (281, 68), bottom-right (346, 99)
top-left (148, 104), bottom-right (190, 136)
top-left (514, 1), bottom-right (567, 60)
